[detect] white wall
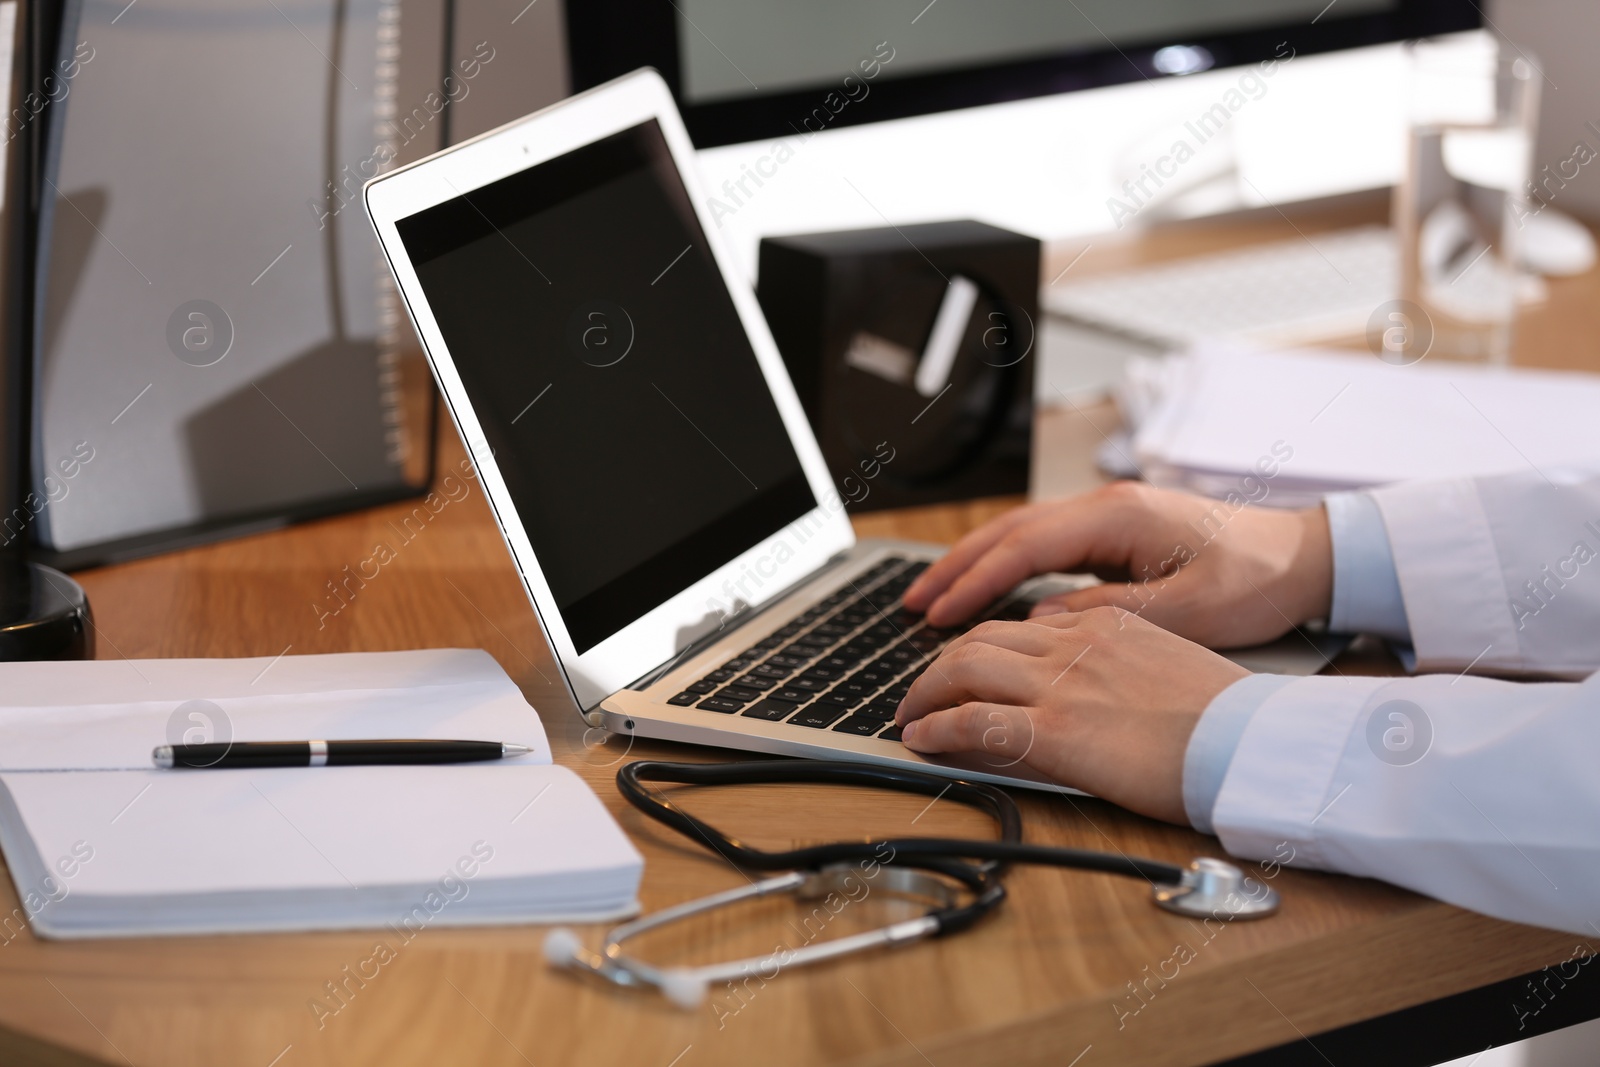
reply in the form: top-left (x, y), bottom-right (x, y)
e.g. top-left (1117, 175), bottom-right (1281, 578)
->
top-left (693, 37), bottom-right (1432, 279)
top-left (1487, 0), bottom-right (1600, 221)
top-left (445, 0), bottom-right (570, 141)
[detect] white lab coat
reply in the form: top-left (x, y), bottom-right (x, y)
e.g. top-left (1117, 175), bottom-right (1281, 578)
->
top-left (1210, 473), bottom-right (1600, 935)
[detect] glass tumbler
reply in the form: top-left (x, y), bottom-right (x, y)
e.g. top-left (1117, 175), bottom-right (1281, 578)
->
top-left (1387, 36), bottom-right (1540, 365)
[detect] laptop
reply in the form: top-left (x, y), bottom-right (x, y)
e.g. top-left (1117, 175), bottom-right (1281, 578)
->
top-left (364, 69), bottom-right (1333, 792)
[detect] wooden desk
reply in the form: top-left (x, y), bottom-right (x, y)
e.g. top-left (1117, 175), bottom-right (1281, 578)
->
top-left (2, 200), bottom-right (1594, 1067)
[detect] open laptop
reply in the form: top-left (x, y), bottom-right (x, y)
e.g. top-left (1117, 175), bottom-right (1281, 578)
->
top-left (363, 68), bottom-right (1070, 789)
top-left (365, 69), bottom-right (1335, 792)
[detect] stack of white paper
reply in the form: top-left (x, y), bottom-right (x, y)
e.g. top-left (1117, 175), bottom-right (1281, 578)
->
top-left (1125, 347), bottom-right (1600, 507)
top-left (0, 649), bottom-right (642, 938)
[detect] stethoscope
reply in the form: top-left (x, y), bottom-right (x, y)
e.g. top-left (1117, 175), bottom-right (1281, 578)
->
top-left (544, 760), bottom-right (1280, 1007)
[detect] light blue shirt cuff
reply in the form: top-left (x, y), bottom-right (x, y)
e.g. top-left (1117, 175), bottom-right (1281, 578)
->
top-left (1324, 491), bottom-right (1412, 644)
top-left (1183, 673), bottom-right (1296, 833)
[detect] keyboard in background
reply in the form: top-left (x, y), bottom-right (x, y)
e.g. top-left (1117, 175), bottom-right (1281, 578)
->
top-left (1043, 225), bottom-right (1398, 350)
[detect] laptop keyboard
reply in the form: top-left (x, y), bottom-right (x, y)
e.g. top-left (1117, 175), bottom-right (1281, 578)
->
top-left (664, 557), bottom-right (1030, 743)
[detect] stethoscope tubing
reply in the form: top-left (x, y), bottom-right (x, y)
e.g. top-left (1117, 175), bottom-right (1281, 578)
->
top-left (616, 759), bottom-right (1187, 887)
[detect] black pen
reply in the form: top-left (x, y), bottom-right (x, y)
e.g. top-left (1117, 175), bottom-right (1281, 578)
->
top-left (151, 740), bottom-right (534, 769)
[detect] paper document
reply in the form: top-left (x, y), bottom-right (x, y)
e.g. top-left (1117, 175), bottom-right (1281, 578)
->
top-left (1127, 346), bottom-right (1600, 505)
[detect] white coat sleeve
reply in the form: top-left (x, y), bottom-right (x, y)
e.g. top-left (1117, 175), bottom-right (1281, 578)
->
top-left (1370, 472), bottom-right (1600, 677)
top-left (1201, 473), bottom-right (1600, 935)
top-left (1207, 671), bottom-right (1599, 935)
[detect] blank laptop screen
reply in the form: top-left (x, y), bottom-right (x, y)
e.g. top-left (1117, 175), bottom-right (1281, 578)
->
top-left (396, 120), bottom-right (815, 654)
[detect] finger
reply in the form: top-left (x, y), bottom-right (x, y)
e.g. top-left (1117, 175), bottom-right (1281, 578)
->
top-left (937, 617), bottom-right (1076, 660)
top-left (902, 506), bottom-right (1043, 611)
top-left (1038, 583), bottom-right (1151, 616)
top-left (1046, 571), bottom-right (1204, 632)
top-left (925, 501), bottom-right (1130, 626)
top-left (896, 643), bottom-right (1043, 724)
top-left (900, 702), bottom-right (1037, 761)
top-left (1027, 594), bottom-right (1073, 618)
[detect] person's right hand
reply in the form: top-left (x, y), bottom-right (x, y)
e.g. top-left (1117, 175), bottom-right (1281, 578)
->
top-left (900, 482), bottom-right (1333, 649)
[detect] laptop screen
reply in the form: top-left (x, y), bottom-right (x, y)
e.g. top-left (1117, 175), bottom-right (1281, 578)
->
top-left (396, 120), bottom-right (816, 654)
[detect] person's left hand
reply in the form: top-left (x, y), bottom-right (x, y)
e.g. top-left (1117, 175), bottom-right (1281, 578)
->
top-left (894, 608), bottom-right (1250, 825)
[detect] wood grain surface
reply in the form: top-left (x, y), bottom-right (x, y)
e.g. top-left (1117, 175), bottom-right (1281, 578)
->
top-left (1, 199), bottom-right (1593, 1067)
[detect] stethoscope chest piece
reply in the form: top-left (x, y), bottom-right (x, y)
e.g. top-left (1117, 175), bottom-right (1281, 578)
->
top-left (1151, 857), bottom-right (1280, 919)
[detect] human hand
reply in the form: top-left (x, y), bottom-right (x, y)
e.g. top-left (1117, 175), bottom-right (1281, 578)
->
top-left (900, 482), bottom-right (1332, 649)
top-left (895, 609), bottom-right (1249, 824)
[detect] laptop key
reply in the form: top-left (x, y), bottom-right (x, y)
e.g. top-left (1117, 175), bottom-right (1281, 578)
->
top-left (832, 715), bottom-right (884, 736)
top-left (715, 685), bottom-right (762, 704)
top-left (732, 674), bottom-right (779, 690)
top-left (858, 700), bottom-right (899, 720)
top-left (829, 680), bottom-right (877, 701)
top-left (865, 589), bottom-right (904, 610)
top-left (800, 665), bottom-right (843, 681)
top-left (788, 704), bottom-right (848, 729)
top-left (788, 676), bottom-right (830, 692)
top-left (667, 691), bottom-right (699, 706)
top-left (749, 663), bottom-right (792, 680)
top-left (764, 654), bottom-right (809, 669)
top-left (771, 686), bottom-right (812, 703)
top-left (877, 724), bottom-right (905, 742)
top-left (705, 667), bottom-right (738, 682)
top-left (743, 698), bottom-right (799, 721)
top-left (697, 697), bottom-right (745, 714)
top-left (847, 667), bottom-right (897, 688)
top-left (815, 687), bottom-right (866, 708)
top-left (687, 679), bottom-right (719, 693)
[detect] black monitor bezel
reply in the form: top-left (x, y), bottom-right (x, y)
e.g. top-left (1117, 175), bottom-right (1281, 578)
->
top-left (564, 0), bottom-right (1480, 149)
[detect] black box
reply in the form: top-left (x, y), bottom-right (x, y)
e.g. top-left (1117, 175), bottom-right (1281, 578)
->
top-left (757, 221), bottom-right (1037, 512)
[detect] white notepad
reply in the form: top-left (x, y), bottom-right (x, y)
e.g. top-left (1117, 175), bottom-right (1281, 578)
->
top-left (0, 649), bottom-right (643, 939)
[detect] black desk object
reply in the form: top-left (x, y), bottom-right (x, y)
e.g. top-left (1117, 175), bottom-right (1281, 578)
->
top-left (758, 220), bottom-right (1037, 512)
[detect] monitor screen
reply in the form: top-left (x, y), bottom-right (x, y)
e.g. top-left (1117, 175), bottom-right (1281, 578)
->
top-left (677, 0), bottom-right (1392, 104)
top-left (566, 0), bottom-right (1477, 148)
top-left (396, 120), bottom-right (815, 653)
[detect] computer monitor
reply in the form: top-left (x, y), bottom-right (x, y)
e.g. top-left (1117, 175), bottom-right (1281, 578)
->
top-left (567, 1), bottom-right (1478, 149)
top-left (565, 3), bottom-right (1482, 278)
